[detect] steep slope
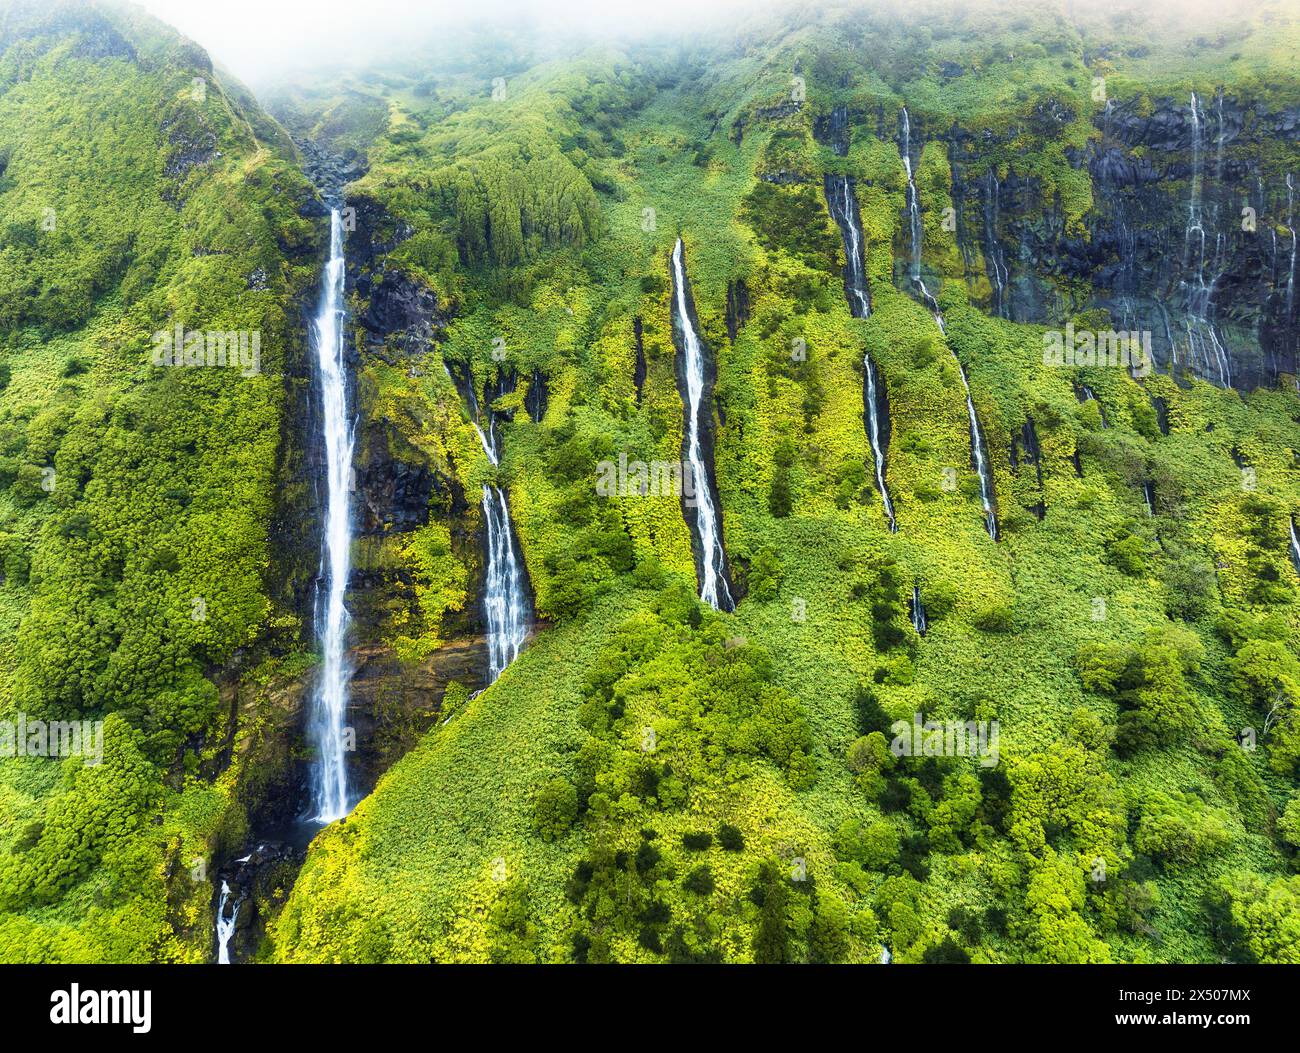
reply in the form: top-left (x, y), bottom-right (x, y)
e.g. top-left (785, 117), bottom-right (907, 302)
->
top-left (0, 0), bottom-right (322, 961)
top-left (268, 2), bottom-right (1300, 964)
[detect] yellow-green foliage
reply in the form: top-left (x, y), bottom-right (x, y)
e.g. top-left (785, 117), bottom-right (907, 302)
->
top-left (0, 2), bottom-right (319, 961)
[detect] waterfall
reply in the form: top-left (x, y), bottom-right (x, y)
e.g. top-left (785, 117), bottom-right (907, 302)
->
top-left (1287, 174), bottom-right (1296, 319)
top-left (910, 585), bottom-right (928, 637)
top-left (900, 110), bottom-right (997, 540)
top-left (863, 356), bottom-right (896, 533)
top-left (982, 169), bottom-right (1009, 319)
top-left (670, 238), bottom-right (734, 611)
top-left (1180, 93), bottom-right (1231, 387)
top-left (829, 175), bottom-right (872, 317)
top-left (215, 881), bottom-right (239, 965)
top-left (959, 361), bottom-right (999, 540)
top-left (447, 364), bottom-right (531, 682)
top-left (825, 175), bottom-right (896, 532)
top-left (481, 476), bottom-right (529, 683)
top-left (899, 107), bottom-right (941, 323)
top-left (309, 208), bottom-right (356, 823)
top-left (1288, 516), bottom-right (1300, 576)
top-left (1142, 481), bottom-right (1156, 517)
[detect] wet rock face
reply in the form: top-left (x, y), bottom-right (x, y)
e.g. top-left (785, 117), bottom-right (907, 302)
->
top-left (526, 368), bottom-right (549, 423)
top-left (346, 635), bottom-right (488, 789)
top-left (298, 139), bottom-right (367, 207)
top-left (726, 279), bottom-right (751, 342)
top-left (356, 419), bottom-right (440, 535)
top-left (359, 271), bottom-right (448, 356)
top-left (216, 842), bottom-right (303, 965)
top-left (814, 103), bottom-right (850, 157)
top-left (343, 197), bottom-right (451, 359)
top-left (944, 93), bottom-right (1300, 390)
top-left (1152, 396), bottom-right (1171, 436)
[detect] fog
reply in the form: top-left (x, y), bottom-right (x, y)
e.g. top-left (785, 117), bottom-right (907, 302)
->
top-left (135, 0), bottom-right (765, 85)
top-left (132, 0), bottom-right (1282, 88)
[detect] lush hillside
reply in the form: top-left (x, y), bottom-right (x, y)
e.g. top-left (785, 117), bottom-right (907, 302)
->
top-left (1, 0), bottom-right (1299, 966)
top-left (267, 2), bottom-right (1300, 963)
top-left (0, 0), bottom-right (322, 961)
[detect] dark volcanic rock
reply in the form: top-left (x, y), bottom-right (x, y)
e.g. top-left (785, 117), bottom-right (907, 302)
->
top-left (359, 270), bottom-right (447, 356)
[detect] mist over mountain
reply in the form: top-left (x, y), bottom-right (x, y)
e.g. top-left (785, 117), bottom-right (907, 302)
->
top-left (0, 0), bottom-right (1298, 973)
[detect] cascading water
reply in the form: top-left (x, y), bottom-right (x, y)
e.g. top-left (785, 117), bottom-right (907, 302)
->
top-left (900, 109), bottom-right (998, 540)
top-left (910, 585), bottom-right (928, 637)
top-left (447, 364), bottom-right (531, 682)
top-left (981, 169), bottom-right (1010, 319)
top-left (1288, 516), bottom-right (1300, 576)
top-left (670, 237), bottom-right (735, 611)
top-left (1180, 92), bottom-right (1232, 387)
top-left (828, 175), bottom-right (872, 317)
top-left (478, 432), bottom-right (529, 682)
top-left (1142, 481), bottom-right (1156, 517)
top-left (310, 208), bottom-right (356, 823)
top-left (825, 174), bottom-right (896, 532)
top-left (215, 880), bottom-right (239, 965)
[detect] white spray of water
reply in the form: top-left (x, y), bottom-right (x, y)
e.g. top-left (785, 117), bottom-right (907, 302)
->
top-left (671, 238), bottom-right (734, 610)
top-left (310, 208), bottom-right (356, 823)
top-left (901, 109), bottom-right (997, 540)
top-left (827, 174), bottom-right (896, 532)
top-left (216, 881), bottom-right (239, 965)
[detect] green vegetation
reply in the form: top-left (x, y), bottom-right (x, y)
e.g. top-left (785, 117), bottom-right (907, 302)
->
top-left (2, 0), bottom-right (1299, 965)
top-left (0, 1), bottom-right (319, 961)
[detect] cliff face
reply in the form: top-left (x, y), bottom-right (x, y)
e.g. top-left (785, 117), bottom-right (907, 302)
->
top-left (334, 192), bottom-right (490, 789)
top-left (937, 93), bottom-right (1300, 389)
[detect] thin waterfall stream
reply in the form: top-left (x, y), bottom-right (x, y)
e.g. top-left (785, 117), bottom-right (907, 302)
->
top-left (826, 174), bottom-right (897, 532)
top-left (309, 208), bottom-right (356, 823)
top-left (900, 108), bottom-right (998, 540)
top-left (670, 238), bottom-right (735, 611)
top-left (1181, 92), bottom-right (1232, 387)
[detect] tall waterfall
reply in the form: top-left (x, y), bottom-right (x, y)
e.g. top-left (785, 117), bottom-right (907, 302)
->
top-left (670, 238), bottom-right (735, 611)
top-left (825, 174), bottom-right (896, 532)
top-left (309, 209), bottom-right (356, 823)
top-left (1287, 174), bottom-right (1296, 319)
top-left (476, 419), bottom-right (529, 682)
top-left (982, 169), bottom-right (1009, 319)
top-left (900, 109), bottom-right (998, 540)
top-left (1288, 516), bottom-right (1300, 576)
top-left (215, 881), bottom-right (239, 965)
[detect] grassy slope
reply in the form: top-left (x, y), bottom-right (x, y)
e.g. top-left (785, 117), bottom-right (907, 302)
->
top-left (270, 3), bottom-right (1300, 964)
top-left (0, 0), bottom-right (319, 961)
